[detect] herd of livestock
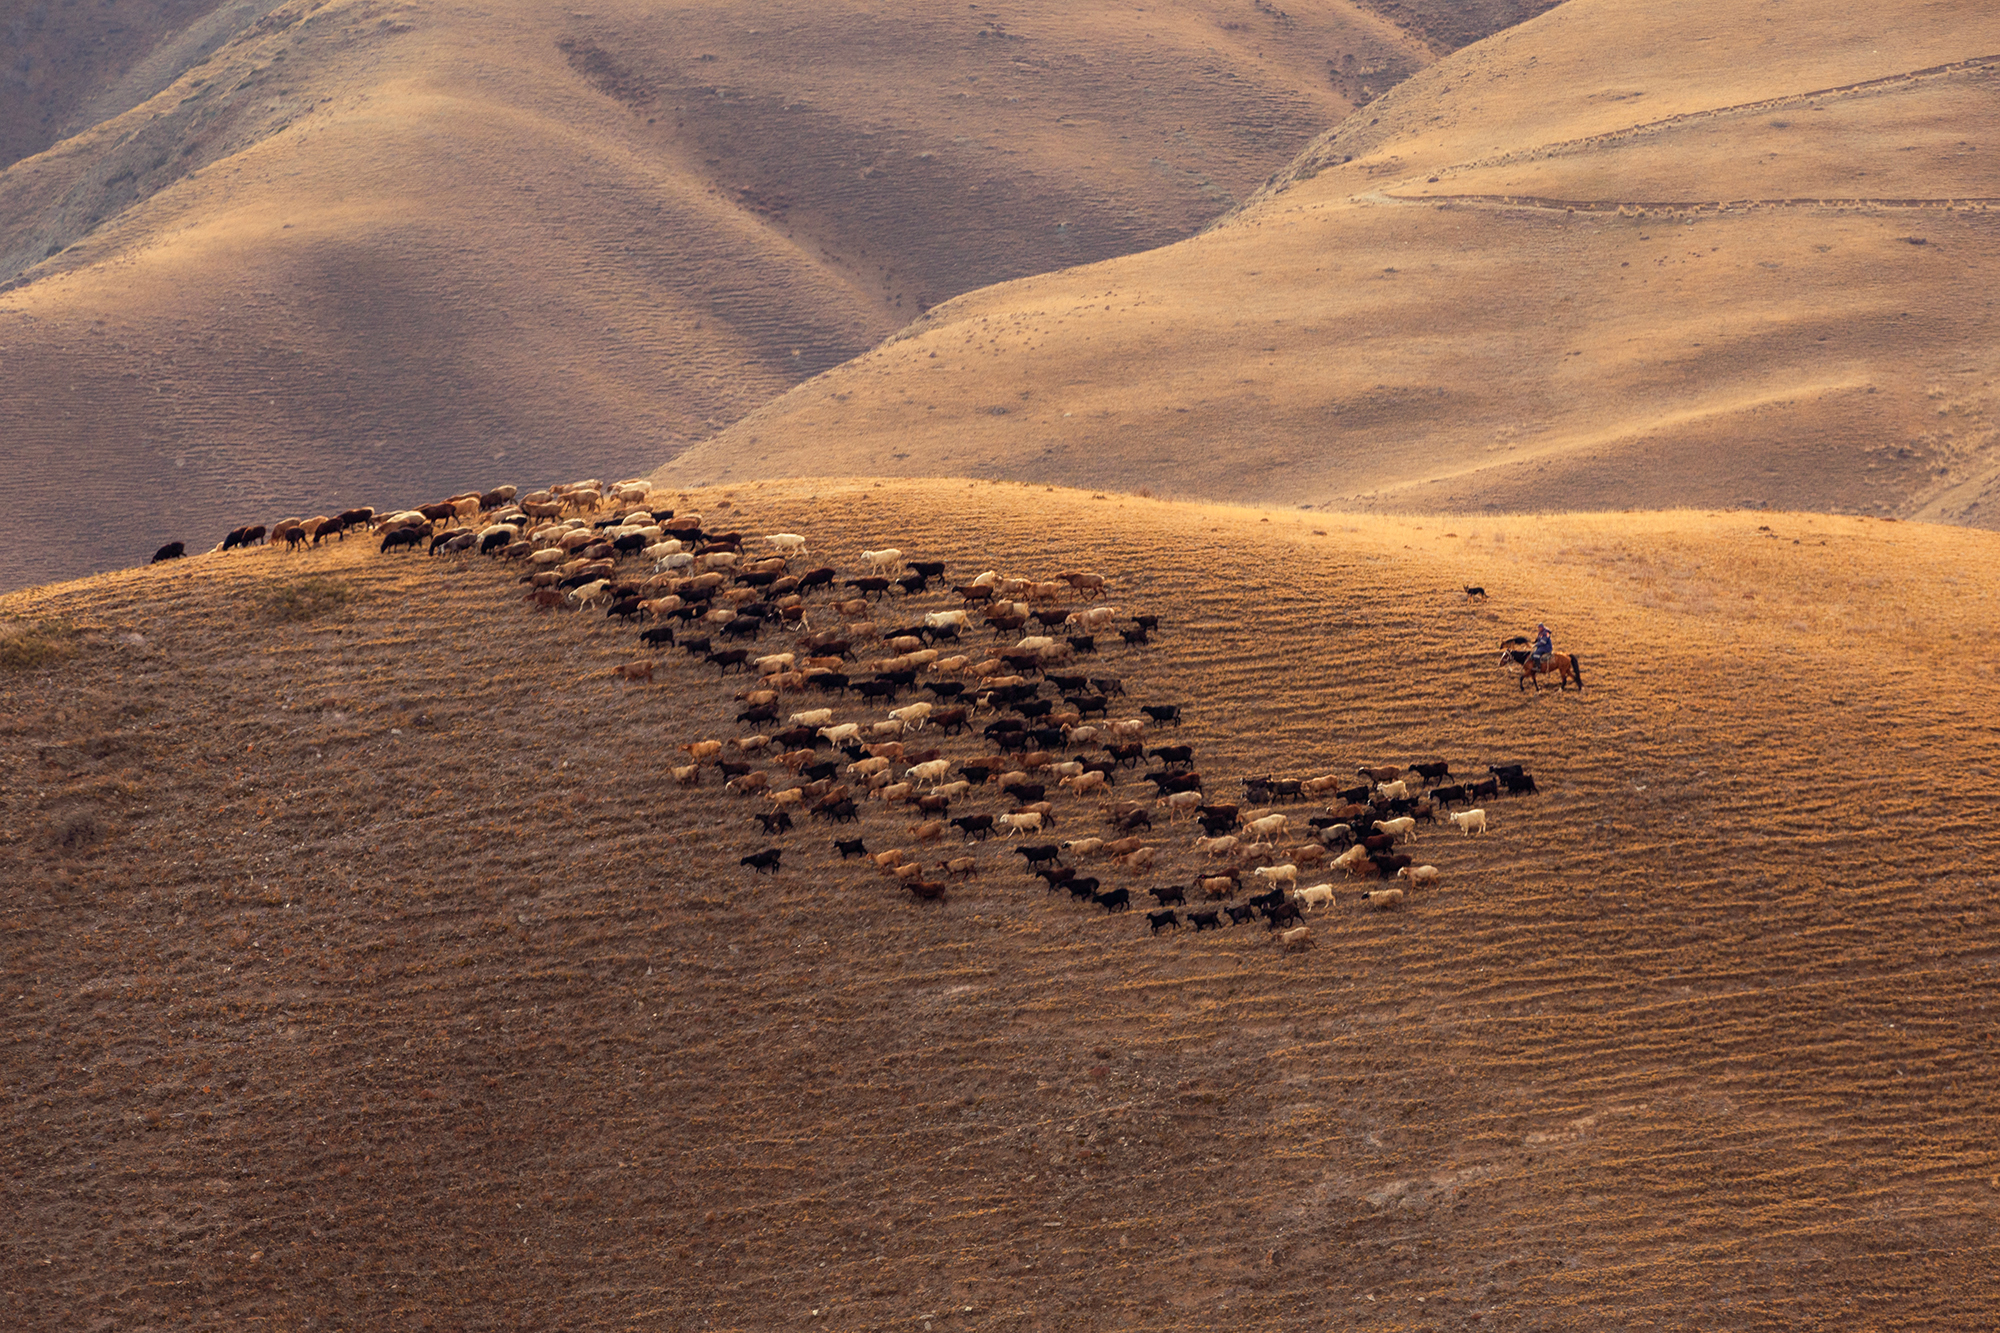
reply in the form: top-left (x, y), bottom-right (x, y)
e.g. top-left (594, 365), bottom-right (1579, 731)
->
top-left (177, 476), bottom-right (1545, 951)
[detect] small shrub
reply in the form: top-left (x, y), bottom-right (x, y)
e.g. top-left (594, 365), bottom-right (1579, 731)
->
top-left (46, 806), bottom-right (107, 852)
top-left (0, 618), bottom-right (77, 672)
top-left (255, 576), bottom-right (356, 623)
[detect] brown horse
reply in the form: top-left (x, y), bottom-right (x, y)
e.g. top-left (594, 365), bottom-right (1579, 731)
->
top-left (1500, 646), bottom-right (1584, 692)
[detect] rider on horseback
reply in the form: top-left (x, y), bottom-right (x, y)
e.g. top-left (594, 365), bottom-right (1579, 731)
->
top-left (1530, 623), bottom-right (1552, 668)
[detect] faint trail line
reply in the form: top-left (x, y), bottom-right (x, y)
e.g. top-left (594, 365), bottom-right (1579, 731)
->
top-left (1404, 53), bottom-right (2000, 181)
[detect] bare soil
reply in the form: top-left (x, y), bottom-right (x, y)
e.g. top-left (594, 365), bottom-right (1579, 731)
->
top-left (4, 481), bottom-right (1996, 1330)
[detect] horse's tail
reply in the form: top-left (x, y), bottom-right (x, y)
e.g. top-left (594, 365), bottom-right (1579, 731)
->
top-left (1570, 654), bottom-right (1583, 691)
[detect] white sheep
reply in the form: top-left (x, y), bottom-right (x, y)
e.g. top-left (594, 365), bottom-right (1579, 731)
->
top-left (1375, 816), bottom-right (1417, 842)
top-left (1376, 780), bottom-right (1410, 801)
top-left (1277, 925), bottom-right (1315, 950)
top-left (789, 708), bottom-right (834, 728)
top-left (861, 548), bottom-right (903, 573)
top-left (906, 759), bottom-right (953, 787)
top-left (1450, 809), bottom-right (1488, 836)
top-left (1252, 863), bottom-right (1298, 890)
top-left (767, 533), bottom-right (808, 555)
top-left (1296, 883), bottom-right (1335, 912)
top-left (1397, 865), bottom-right (1441, 888)
top-left (1244, 813), bottom-right (1289, 845)
top-left (1059, 770), bottom-right (1108, 797)
top-left (1364, 887), bottom-right (1405, 909)
top-left (998, 811), bottom-right (1044, 836)
top-left (819, 723), bottom-right (862, 745)
top-left (888, 702), bottom-right (934, 730)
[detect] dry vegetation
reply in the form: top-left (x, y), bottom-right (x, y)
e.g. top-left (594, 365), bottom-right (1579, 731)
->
top-left (0, 0), bottom-right (1483, 593)
top-left (4, 480), bottom-right (1997, 1330)
top-left (663, 0), bottom-right (2000, 528)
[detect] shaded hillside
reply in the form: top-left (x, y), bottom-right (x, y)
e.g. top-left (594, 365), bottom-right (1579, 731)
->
top-left (662, 0), bottom-right (2000, 525)
top-left (0, 0), bottom-right (1502, 592)
top-left (0, 0), bottom-right (279, 171)
top-left (4, 481), bottom-right (1997, 1328)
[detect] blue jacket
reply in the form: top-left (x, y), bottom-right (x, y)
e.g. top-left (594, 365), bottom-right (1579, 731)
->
top-left (1533, 630), bottom-right (1552, 657)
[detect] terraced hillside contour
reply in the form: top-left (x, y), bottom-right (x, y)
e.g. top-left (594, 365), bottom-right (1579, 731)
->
top-left (5, 481), bottom-right (1997, 1329)
top-left (663, 0), bottom-right (2000, 526)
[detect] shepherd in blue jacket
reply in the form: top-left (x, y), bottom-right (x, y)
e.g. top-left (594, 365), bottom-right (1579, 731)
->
top-left (1530, 623), bottom-right (1552, 666)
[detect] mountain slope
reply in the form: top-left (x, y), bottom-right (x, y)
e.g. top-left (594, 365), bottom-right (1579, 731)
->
top-left (5, 481), bottom-right (1998, 1328)
top-left (0, 0), bottom-right (1478, 592)
top-left (661, 0), bottom-right (2000, 524)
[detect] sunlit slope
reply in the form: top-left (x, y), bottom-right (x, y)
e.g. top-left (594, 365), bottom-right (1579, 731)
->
top-left (0, 0), bottom-right (1437, 593)
top-left (5, 482), bottom-right (1999, 1327)
top-left (662, 0), bottom-right (2000, 523)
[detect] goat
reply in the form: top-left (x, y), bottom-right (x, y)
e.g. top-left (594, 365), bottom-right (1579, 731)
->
top-left (739, 848), bottom-right (783, 875)
top-left (1450, 809), bottom-right (1488, 835)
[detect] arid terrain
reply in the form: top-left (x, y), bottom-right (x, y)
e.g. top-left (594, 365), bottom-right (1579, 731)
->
top-left (5, 482), bottom-right (1997, 1329)
top-left (0, 0), bottom-right (1565, 592)
top-left (663, 0), bottom-right (2000, 524)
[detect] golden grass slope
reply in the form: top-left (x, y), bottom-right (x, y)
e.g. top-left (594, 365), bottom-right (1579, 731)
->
top-left (662, 0), bottom-right (2000, 525)
top-left (3, 481), bottom-right (1997, 1328)
top-left (0, 0), bottom-right (1458, 593)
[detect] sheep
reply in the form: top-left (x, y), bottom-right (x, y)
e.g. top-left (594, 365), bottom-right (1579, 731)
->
top-left (888, 702), bottom-right (934, 730)
top-left (1331, 845), bottom-right (1373, 876)
top-left (1375, 780), bottom-right (1410, 801)
top-left (1252, 864), bottom-right (1300, 893)
top-left (861, 548), bottom-right (903, 573)
top-left (670, 764), bottom-right (700, 787)
top-left (789, 708), bottom-right (834, 728)
top-left (731, 734), bottom-right (773, 753)
top-left (1199, 875), bottom-right (1236, 900)
top-left (819, 723), bottom-right (862, 746)
top-left (612, 659), bottom-right (656, 685)
top-left (1296, 883), bottom-right (1335, 912)
top-left (998, 811), bottom-right (1045, 836)
top-left (1195, 834), bottom-right (1241, 858)
top-left (1375, 816), bottom-right (1417, 843)
top-left (847, 756), bottom-right (892, 779)
top-left (682, 740), bottom-right (724, 763)
top-left (1244, 813), bottom-right (1289, 845)
top-left (1114, 846), bottom-right (1157, 872)
top-left (755, 652), bottom-right (797, 675)
top-left (1396, 865), bottom-right (1441, 888)
top-left (1059, 770), bottom-right (1109, 798)
top-left (874, 782), bottom-right (916, 805)
top-left (1064, 605), bottom-right (1122, 632)
top-left (908, 819), bottom-right (947, 843)
top-left (767, 533), bottom-right (808, 556)
top-left (1364, 887), bottom-right (1405, 909)
top-left (1450, 808), bottom-right (1489, 835)
top-left (1060, 837), bottom-right (1105, 858)
top-left (725, 772), bottom-right (770, 796)
top-left (1277, 925), bottom-right (1316, 950)
top-left (906, 759), bottom-right (953, 788)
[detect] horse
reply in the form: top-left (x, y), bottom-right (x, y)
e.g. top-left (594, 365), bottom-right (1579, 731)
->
top-left (1499, 644), bottom-right (1583, 692)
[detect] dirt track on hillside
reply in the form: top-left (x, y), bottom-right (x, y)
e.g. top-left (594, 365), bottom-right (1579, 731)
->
top-left (4, 483), bottom-right (1996, 1330)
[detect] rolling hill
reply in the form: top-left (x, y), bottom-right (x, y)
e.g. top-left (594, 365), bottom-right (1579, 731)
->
top-left (0, 0), bottom-right (1551, 593)
top-left (661, 0), bottom-right (2000, 524)
top-left (4, 480), bottom-right (1997, 1328)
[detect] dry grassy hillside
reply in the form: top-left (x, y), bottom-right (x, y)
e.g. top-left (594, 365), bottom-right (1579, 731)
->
top-left (0, 0), bottom-right (274, 171)
top-left (664, 0), bottom-right (2000, 526)
top-left (0, 0), bottom-right (1512, 593)
top-left (5, 481), bottom-right (1997, 1330)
